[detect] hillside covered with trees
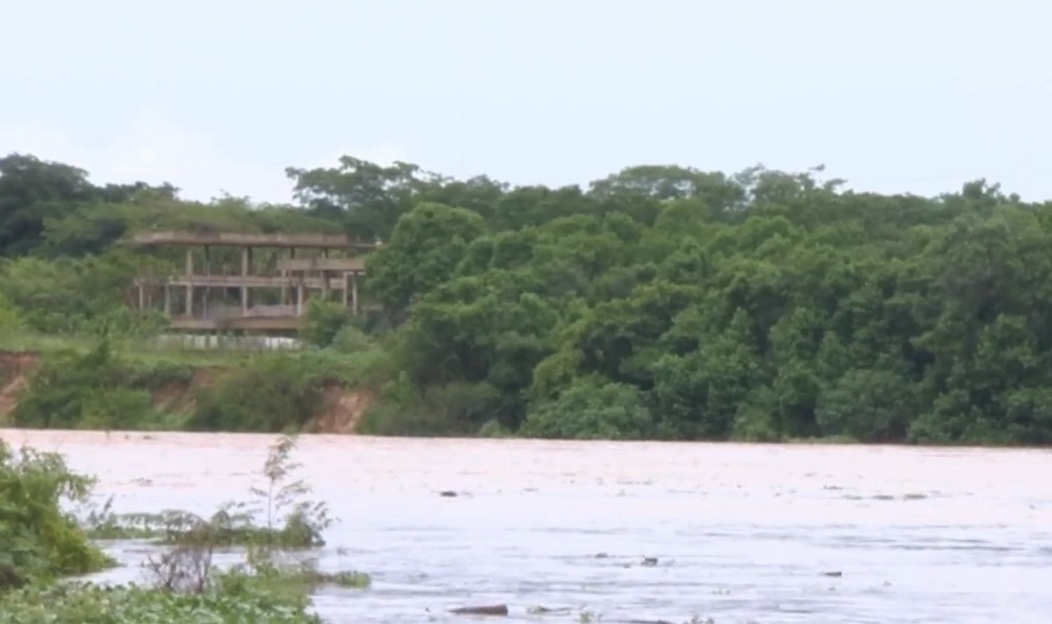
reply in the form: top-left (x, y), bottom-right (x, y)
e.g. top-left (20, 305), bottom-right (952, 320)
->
top-left (2, 152), bottom-right (1051, 445)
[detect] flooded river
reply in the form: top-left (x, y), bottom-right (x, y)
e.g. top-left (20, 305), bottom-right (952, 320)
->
top-left (3, 430), bottom-right (1051, 623)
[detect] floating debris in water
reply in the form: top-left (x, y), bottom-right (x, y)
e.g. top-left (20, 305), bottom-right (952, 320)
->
top-left (528, 605), bottom-right (572, 615)
top-left (450, 604), bottom-right (508, 616)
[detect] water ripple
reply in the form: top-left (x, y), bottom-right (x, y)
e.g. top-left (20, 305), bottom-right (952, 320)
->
top-left (4, 429), bottom-right (1052, 624)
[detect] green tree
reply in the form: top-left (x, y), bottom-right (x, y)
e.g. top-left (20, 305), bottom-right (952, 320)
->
top-left (366, 202), bottom-right (486, 318)
top-left (0, 154), bottom-right (95, 256)
top-left (522, 376), bottom-right (653, 440)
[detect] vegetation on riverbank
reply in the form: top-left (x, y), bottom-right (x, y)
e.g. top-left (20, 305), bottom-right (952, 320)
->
top-left (3, 152), bottom-right (1052, 444)
top-left (0, 434), bottom-right (368, 623)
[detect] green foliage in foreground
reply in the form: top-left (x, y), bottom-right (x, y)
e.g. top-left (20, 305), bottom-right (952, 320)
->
top-left (0, 440), bottom-right (112, 585)
top-left (1, 435), bottom-right (370, 623)
top-left (0, 573), bottom-right (322, 624)
top-left (6, 151), bottom-right (1052, 444)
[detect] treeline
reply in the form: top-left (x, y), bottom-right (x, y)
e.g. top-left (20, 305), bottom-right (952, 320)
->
top-left (3, 152), bottom-right (1052, 444)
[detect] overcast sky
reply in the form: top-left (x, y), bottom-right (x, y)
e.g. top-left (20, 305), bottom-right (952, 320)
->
top-left (2, 0), bottom-right (1050, 204)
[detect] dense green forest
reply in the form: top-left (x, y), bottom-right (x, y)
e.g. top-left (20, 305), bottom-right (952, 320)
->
top-left (2, 151), bottom-right (1052, 444)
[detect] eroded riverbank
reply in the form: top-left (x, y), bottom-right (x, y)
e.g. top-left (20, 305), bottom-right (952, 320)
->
top-left (2, 429), bottom-right (1050, 623)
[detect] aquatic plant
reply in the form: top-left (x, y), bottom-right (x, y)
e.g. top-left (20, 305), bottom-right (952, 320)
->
top-left (83, 435), bottom-right (334, 549)
top-left (249, 434), bottom-right (333, 546)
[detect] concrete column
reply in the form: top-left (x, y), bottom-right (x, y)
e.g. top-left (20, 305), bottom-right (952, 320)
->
top-left (296, 280), bottom-right (305, 316)
top-left (184, 248), bottom-right (194, 316)
top-left (163, 284), bottom-right (171, 316)
top-left (280, 248), bottom-right (292, 305)
top-left (137, 282), bottom-right (145, 314)
top-left (240, 246), bottom-right (252, 314)
top-left (341, 272), bottom-right (349, 307)
top-left (203, 245), bottom-right (211, 317)
top-left (351, 272), bottom-right (360, 315)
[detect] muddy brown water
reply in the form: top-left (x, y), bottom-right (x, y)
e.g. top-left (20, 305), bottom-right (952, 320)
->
top-left (3, 429), bottom-right (1051, 623)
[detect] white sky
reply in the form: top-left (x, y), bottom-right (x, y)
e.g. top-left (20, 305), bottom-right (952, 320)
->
top-left (2, 0), bottom-right (1051, 204)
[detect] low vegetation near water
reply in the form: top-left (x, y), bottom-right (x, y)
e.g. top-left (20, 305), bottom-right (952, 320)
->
top-left (1, 433), bottom-right (719, 623)
top-left (3, 152), bottom-right (1052, 444)
top-left (0, 434), bottom-right (369, 623)
top-left (2, 337), bottom-right (388, 434)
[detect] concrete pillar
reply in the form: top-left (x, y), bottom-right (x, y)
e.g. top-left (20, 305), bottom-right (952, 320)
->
top-left (341, 272), bottom-right (349, 307)
top-left (351, 272), bottom-right (360, 315)
top-left (184, 248), bottom-right (194, 316)
top-left (163, 284), bottom-right (171, 316)
top-left (240, 246), bottom-right (252, 314)
top-left (203, 245), bottom-right (211, 317)
top-left (296, 280), bottom-right (305, 316)
top-left (280, 248), bottom-right (293, 305)
top-left (137, 282), bottom-right (145, 314)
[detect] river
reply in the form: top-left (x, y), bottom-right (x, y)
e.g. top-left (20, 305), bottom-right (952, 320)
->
top-left (2, 429), bottom-right (1051, 623)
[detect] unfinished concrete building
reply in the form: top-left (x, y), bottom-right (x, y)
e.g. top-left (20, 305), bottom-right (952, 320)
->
top-left (129, 231), bottom-right (376, 333)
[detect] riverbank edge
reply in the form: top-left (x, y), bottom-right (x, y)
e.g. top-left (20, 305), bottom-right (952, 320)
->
top-left (0, 349), bottom-right (374, 434)
top-left (2, 345), bottom-right (1049, 449)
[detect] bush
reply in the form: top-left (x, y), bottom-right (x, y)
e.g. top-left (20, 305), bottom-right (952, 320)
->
top-left (188, 356), bottom-right (328, 433)
top-left (0, 292), bottom-right (23, 335)
top-left (358, 378), bottom-right (503, 436)
top-left (329, 325), bottom-right (374, 354)
top-left (0, 574), bottom-right (324, 624)
top-left (300, 299), bottom-right (352, 349)
top-left (12, 340), bottom-right (191, 430)
top-left (522, 376), bottom-right (653, 440)
top-left (0, 440), bottom-right (112, 586)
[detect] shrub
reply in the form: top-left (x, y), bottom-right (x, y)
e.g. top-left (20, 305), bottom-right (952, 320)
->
top-left (12, 340), bottom-right (189, 430)
top-left (358, 378), bottom-right (502, 436)
top-left (0, 440), bottom-right (112, 585)
top-left (300, 299), bottom-right (352, 349)
top-left (329, 325), bottom-right (374, 354)
top-left (521, 376), bottom-right (653, 439)
top-left (0, 574), bottom-right (324, 624)
top-left (188, 356), bottom-right (327, 433)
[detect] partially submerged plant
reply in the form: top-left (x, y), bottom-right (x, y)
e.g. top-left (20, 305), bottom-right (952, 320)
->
top-left (121, 435), bottom-right (364, 599)
top-left (247, 434), bottom-right (333, 548)
top-left (82, 435), bottom-right (334, 549)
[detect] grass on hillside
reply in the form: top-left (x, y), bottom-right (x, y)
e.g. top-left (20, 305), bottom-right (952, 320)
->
top-left (0, 330), bottom-right (270, 365)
